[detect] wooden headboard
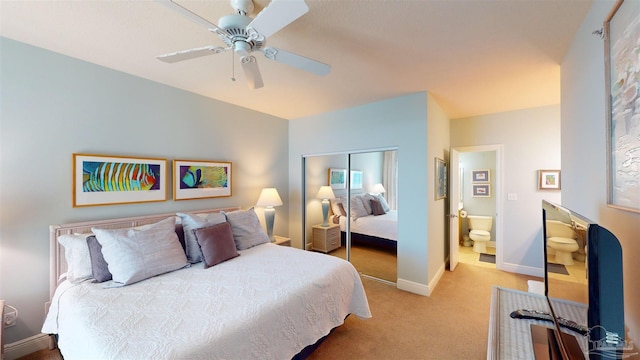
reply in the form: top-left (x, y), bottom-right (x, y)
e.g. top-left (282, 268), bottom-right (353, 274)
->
top-left (48, 207), bottom-right (240, 300)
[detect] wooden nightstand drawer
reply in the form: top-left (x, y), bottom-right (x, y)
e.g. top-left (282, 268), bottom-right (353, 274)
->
top-left (312, 224), bottom-right (341, 253)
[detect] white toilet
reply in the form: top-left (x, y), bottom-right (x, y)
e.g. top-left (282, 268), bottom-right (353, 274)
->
top-left (467, 215), bottom-right (493, 253)
top-left (546, 220), bottom-right (579, 265)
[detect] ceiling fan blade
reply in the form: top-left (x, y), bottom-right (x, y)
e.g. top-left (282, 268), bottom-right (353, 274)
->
top-left (241, 56), bottom-right (264, 89)
top-left (157, 46), bottom-right (227, 63)
top-left (261, 47), bottom-right (330, 76)
top-left (154, 0), bottom-right (232, 41)
top-left (247, 0), bottom-right (309, 39)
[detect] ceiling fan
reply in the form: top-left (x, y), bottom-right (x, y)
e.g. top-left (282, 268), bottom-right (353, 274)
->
top-left (155, 0), bottom-right (330, 89)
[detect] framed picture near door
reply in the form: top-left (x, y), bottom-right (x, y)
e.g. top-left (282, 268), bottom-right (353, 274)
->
top-left (538, 169), bottom-right (561, 190)
top-left (435, 158), bottom-right (447, 200)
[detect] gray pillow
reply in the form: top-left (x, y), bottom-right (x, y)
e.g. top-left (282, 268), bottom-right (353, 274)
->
top-left (373, 193), bottom-right (391, 212)
top-left (92, 217), bottom-right (188, 287)
top-left (370, 199), bottom-right (386, 216)
top-left (192, 222), bottom-right (239, 268)
top-left (222, 208), bottom-right (269, 250)
top-left (177, 212), bottom-right (226, 263)
top-left (86, 235), bottom-right (112, 283)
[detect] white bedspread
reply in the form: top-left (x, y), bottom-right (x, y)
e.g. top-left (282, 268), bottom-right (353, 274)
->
top-left (339, 210), bottom-right (398, 241)
top-left (43, 243), bottom-right (371, 360)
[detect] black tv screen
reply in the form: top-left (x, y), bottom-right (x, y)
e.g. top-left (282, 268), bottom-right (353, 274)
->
top-left (542, 200), bottom-right (625, 359)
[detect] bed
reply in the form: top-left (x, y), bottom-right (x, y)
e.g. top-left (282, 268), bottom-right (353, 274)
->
top-left (42, 207), bottom-right (371, 360)
top-left (330, 194), bottom-right (398, 250)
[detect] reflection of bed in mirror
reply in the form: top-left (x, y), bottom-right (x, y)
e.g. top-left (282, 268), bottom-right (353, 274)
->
top-left (330, 194), bottom-right (398, 250)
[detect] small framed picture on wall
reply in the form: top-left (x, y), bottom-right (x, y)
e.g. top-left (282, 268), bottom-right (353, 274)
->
top-left (472, 184), bottom-right (491, 197)
top-left (471, 169), bottom-right (490, 183)
top-left (538, 170), bottom-right (561, 190)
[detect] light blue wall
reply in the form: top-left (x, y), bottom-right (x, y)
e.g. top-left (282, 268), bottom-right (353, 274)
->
top-left (289, 93), bottom-right (431, 288)
top-left (0, 38), bottom-right (289, 343)
top-left (561, 0), bottom-right (640, 343)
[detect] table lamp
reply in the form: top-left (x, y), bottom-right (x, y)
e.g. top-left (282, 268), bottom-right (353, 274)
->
top-left (256, 188), bottom-right (283, 241)
top-left (317, 186), bottom-right (335, 227)
top-left (372, 183), bottom-right (386, 196)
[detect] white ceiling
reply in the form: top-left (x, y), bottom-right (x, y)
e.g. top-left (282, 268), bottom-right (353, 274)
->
top-left (0, 0), bottom-right (593, 120)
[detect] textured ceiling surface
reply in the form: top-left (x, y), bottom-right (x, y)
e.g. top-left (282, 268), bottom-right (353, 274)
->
top-left (0, 0), bottom-right (594, 120)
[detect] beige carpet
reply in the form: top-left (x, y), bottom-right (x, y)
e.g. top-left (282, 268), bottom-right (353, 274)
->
top-left (20, 263), bottom-right (540, 360)
top-left (308, 262), bottom-right (539, 360)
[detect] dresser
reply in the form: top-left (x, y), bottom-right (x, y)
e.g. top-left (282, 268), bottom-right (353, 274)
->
top-left (487, 286), bottom-right (588, 359)
top-left (312, 224), bottom-right (340, 253)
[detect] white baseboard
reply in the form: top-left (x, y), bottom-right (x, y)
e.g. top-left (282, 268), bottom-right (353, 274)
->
top-left (499, 262), bottom-right (544, 278)
top-left (4, 334), bottom-right (50, 360)
top-left (397, 263), bottom-right (445, 297)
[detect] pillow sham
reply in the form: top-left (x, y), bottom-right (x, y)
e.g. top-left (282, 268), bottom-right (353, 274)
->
top-left (86, 235), bottom-right (112, 283)
top-left (330, 197), bottom-right (344, 216)
top-left (359, 194), bottom-right (375, 215)
top-left (57, 234), bottom-right (93, 283)
top-left (177, 212), bottom-right (227, 263)
top-left (92, 217), bottom-right (188, 287)
top-left (350, 196), bottom-right (369, 219)
top-left (192, 222), bottom-right (239, 268)
top-left (337, 203), bottom-right (347, 216)
top-left (222, 208), bottom-right (269, 250)
top-left (370, 198), bottom-right (386, 216)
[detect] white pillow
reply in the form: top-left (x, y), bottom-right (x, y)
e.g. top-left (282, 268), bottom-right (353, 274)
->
top-left (92, 217), bottom-right (188, 287)
top-left (177, 212), bottom-right (227, 263)
top-left (57, 234), bottom-right (93, 283)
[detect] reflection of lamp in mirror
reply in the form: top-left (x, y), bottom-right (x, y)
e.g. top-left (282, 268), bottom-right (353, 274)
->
top-left (371, 183), bottom-right (386, 196)
top-left (256, 188), bottom-right (283, 242)
top-left (317, 186), bottom-right (335, 227)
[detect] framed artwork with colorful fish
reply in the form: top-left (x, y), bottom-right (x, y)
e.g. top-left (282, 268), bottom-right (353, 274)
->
top-left (173, 160), bottom-right (232, 200)
top-left (73, 154), bottom-right (167, 207)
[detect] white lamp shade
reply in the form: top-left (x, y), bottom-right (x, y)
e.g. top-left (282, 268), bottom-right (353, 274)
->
top-left (372, 183), bottom-right (386, 194)
top-left (256, 188), bottom-right (283, 207)
top-left (317, 186), bottom-right (335, 200)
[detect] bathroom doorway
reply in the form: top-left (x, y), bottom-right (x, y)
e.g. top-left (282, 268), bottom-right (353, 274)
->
top-left (448, 145), bottom-right (503, 271)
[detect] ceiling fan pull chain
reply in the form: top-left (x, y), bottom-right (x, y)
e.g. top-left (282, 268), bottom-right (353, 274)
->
top-left (231, 50), bottom-right (236, 82)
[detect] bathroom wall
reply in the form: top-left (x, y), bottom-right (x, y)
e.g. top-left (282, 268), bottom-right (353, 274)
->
top-left (459, 151), bottom-right (497, 244)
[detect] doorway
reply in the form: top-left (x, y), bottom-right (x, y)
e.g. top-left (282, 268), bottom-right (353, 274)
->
top-left (449, 145), bottom-right (503, 271)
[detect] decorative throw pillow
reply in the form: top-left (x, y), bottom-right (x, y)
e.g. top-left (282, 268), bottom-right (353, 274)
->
top-left (373, 194), bottom-right (391, 212)
top-left (370, 199), bottom-right (386, 216)
top-left (337, 203), bottom-right (347, 216)
top-left (192, 222), bottom-right (239, 268)
top-left (57, 234), bottom-right (93, 283)
top-left (86, 235), bottom-right (112, 283)
top-left (222, 208), bottom-right (269, 250)
top-left (177, 212), bottom-right (227, 263)
top-left (92, 217), bottom-right (188, 287)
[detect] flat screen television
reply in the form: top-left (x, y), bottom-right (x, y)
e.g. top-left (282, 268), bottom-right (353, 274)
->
top-left (541, 200), bottom-right (626, 360)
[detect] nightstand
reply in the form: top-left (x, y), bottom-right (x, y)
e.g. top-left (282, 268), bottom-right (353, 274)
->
top-left (273, 235), bottom-right (291, 247)
top-left (312, 224), bottom-right (341, 253)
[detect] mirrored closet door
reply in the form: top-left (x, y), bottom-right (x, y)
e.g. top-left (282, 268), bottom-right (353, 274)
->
top-left (303, 149), bottom-right (398, 283)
